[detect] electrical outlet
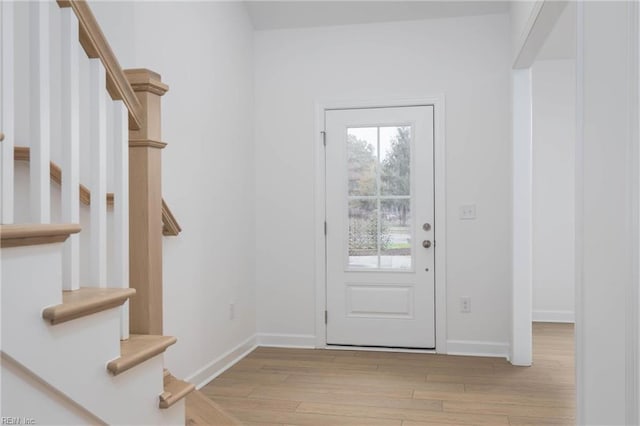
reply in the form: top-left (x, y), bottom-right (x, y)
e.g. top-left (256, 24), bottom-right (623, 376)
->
top-left (229, 303), bottom-right (235, 320)
top-left (460, 297), bottom-right (471, 313)
top-left (460, 204), bottom-right (476, 220)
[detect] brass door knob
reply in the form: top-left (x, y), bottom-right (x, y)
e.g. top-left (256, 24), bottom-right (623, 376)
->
top-left (422, 240), bottom-right (432, 249)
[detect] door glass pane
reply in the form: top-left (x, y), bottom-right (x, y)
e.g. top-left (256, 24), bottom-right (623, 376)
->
top-left (347, 128), bottom-right (377, 196)
top-left (380, 199), bottom-right (411, 269)
top-left (380, 126), bottom-right (411, 196)
top-left (345, 124), bottom-right (413, 270)
top-left (348, 199), bottom-right (378, 269)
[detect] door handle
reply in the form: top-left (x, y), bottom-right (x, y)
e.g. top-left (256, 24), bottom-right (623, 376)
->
top-left (422, 240), bottom-right (432, 249)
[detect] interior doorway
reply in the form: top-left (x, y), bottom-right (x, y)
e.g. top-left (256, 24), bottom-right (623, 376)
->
top-left (531, 4), bottom-right (577, 329)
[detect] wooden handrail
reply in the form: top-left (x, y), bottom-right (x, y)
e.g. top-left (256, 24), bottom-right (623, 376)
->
top-left (14, 146), bottom-right (181, 235)
top-left (162, 200), bottom-right (181, 236)
top-left (14, 146), bottom-right (101, 206)
top-left (57, 0), bottom-right (143, 131)
top-left (50, 3), bottom-right (181, 336)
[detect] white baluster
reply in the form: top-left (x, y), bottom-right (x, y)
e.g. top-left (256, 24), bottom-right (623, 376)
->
top-left (112, 101), bottom-right (129, 339)
top-left (60, 8), bottom-right (80, 290)
top-left (28, 1), bottom-right (50, 223)
top-left (89, 60), bottom-right (107, 287)
top-left (0, 1), bottom-right (14, 224)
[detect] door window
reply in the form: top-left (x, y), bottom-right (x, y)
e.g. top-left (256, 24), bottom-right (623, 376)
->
top-left (346, 126), bottom-right (412, 270)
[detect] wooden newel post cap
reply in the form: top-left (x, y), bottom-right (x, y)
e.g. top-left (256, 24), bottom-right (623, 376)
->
top-left (125, 68), bottom-right (168, 141)
top-left (124, 68), bottom-right (169, 96)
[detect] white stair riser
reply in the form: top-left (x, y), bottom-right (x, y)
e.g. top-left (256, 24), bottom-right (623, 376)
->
top-left (1, 244), bottom-right (182, 425)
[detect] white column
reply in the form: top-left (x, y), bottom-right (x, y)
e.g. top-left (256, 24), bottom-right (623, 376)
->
top-left (28, 1), bottom-right (51, 223)
top-left (60, 8), bottom-right (80, 290)
top-left (511, 68), bottom-right (533, 367)
top-left (112, 101), bottom-right (129, 339)
top-left (89, 60), bottom-right (107, 287)
top-left (0, 1), bottom-right (14, 224)
top-left (577, 1), bottom-right (639, 423)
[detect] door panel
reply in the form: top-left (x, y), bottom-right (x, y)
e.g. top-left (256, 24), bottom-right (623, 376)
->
top-left (325, 106), bottom-right (435, 348)
top-left (347, 284), bottom-right (414, 318)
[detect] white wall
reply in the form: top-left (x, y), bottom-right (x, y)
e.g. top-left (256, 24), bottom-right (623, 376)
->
top-left (532, 59), bottom-right (575, 323)
top-left (91, 1), bottom-right (256, 383)
top-left (254, 14), bottom-right (512, 354)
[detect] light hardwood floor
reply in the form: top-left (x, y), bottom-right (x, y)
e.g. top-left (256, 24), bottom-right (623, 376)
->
top-left (199, 323), bottom-right (574, 425)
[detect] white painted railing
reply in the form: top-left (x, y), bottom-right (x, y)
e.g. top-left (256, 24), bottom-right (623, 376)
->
top-left (28, 1), bottom-right (50, 224)
top-left (88, 60), bottom-right (107, 287)
top-left (60, 7), bottom-right (80, 291)
top-left (1, 1), bottom-right (130, 338)
top-left (0, 0), bottom-right (14, 225)
top-left (111, 101), bottom-right (129, 340)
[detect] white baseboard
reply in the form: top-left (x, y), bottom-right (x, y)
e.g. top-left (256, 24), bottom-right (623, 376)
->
top-left (446, 340), bottom-right (510, 358)
top-left (533, 310), bottom-right (575, 323)
top-left (185, 334), bottom-right (257, 389)
top-left (256, 333), bottom-right (317, 348)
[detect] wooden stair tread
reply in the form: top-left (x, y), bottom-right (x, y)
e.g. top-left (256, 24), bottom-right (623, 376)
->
top-left (1, 224), bottom-right (81, 248)
top-left (160, 372), bottom-right (195, 409)
top-left (186, 389), bottom-right (242, 425)
top-left (107, 334), bottom-right (177, 376)
top-left (42, 287), bottom-right (136, 325)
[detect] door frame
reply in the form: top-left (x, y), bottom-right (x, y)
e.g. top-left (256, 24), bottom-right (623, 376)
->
top-left (313, 96), bottom-right (447, 353)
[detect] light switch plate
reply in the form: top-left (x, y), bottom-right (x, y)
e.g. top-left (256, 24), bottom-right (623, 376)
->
top-left (460, 204), bottom-right (476, 220)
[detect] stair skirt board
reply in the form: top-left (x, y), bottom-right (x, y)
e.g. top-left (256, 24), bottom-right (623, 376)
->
top-left (1, 352), bottom-right (107, 425)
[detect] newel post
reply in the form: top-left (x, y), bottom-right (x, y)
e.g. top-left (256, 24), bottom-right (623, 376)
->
top-left (124, 69), bottom-right (168, 335)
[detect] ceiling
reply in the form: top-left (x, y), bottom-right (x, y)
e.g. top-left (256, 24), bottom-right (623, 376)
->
top-left (537, 1), bottom-right (576, 61)
top-left (245, 1), bottom-right (510, 31)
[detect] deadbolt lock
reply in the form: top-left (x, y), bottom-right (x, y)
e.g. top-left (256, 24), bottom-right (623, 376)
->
top-left (422, 223), bottom-right (431, 231)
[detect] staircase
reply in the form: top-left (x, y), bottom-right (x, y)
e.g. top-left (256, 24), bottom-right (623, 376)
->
top-left (0, 1), bottom-right (199, 424)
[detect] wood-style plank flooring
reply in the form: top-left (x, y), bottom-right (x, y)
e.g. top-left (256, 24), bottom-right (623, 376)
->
top-left (200, 323), bottom-right (574, 425)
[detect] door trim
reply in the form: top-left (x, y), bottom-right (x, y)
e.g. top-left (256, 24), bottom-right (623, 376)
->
top-left (314, 96), bottom-right (447, 353)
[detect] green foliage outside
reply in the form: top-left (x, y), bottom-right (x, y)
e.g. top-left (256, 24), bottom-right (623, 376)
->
top-left (381, 127), bottom-right (410, 226)
top-left (347, 127), bottom-right (410, 255)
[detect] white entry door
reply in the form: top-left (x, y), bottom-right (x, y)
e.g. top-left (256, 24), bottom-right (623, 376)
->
top-left (325, 106), bottom-right (435, 348)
